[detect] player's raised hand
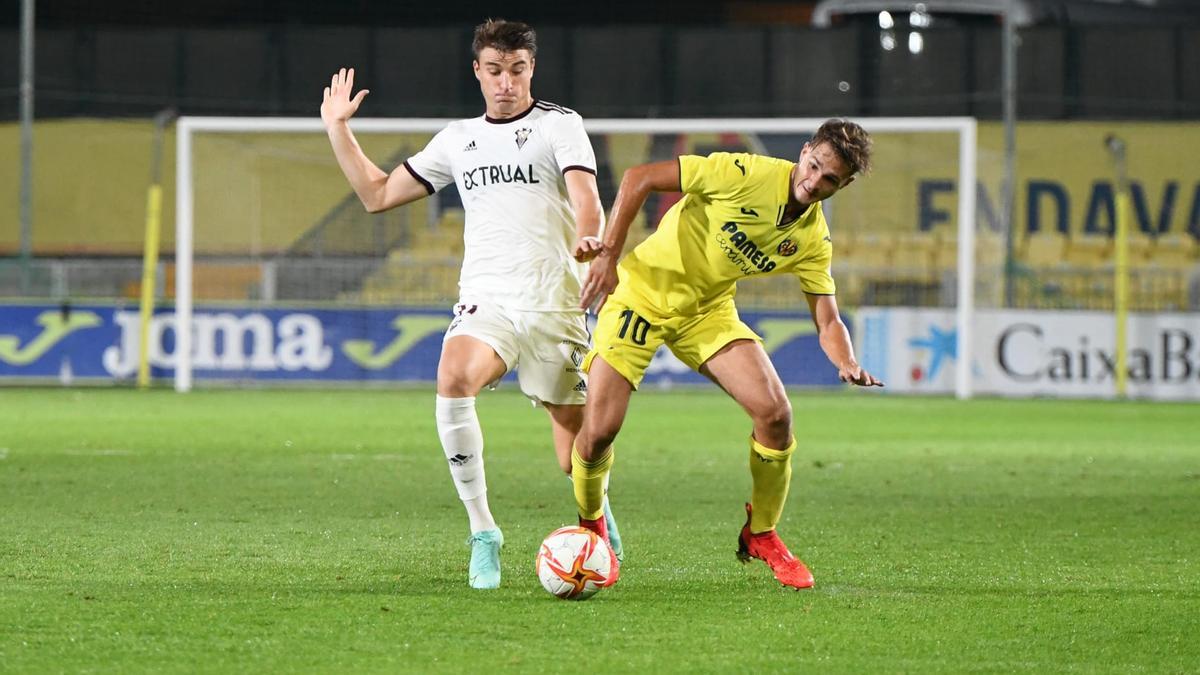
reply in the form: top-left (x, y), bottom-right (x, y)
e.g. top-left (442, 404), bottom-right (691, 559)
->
top-left (579, 252), bottom-right (619, 313)
top-left (839, 363), bottom-right (884, 387)
top-left (572, 235), bottom-right (604, 263)
top-left (321, 67), bottom-right (369, 126)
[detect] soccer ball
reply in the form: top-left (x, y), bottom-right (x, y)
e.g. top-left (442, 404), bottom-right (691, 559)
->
top-left (535, 526), bottom-right (613, 600)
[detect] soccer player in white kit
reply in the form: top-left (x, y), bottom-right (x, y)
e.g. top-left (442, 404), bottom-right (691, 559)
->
top-left (321, 19), bottom-right (622, 589)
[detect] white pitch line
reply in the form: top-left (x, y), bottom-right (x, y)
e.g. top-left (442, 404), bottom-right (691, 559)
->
top-left (63, 449), bottom-right (136, 456)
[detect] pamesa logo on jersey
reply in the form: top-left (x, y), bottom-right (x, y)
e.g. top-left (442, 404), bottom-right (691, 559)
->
top-left (717, 221), bottom-right (778, 274)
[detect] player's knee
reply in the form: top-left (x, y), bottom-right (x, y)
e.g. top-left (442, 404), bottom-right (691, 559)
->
top-left (575, 425), bottom-right (619, 461)
top-left (752, 399), bottom-right (793, 440)
top-left (436, 363), bottom-right (486, 397)
top-left (437, 378), bottom-right (477, 398)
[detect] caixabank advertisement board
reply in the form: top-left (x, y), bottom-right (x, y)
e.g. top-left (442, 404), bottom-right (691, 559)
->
top-left (858, 307), bottom-right (1200, 400)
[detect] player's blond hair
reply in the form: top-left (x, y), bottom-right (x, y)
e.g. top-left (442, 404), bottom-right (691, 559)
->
top-left (811, 118), bottom-right (872, 176)
top-left (472, 19), bottom-right (537, 59)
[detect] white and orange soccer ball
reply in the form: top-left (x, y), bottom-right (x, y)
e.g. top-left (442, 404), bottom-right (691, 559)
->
top-left (535, 526), bottom-right (614, 600)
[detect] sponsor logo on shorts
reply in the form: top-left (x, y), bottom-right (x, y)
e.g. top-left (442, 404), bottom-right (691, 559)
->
top-left (447, 304), bottom-right (478, 333)
top-left (569, 343), bottom-right (585, 367)
top-left (573, 379), bottom-right (587, 392)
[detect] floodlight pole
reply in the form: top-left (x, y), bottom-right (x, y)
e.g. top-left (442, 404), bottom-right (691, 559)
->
top-left (1001, 2), bottom-right (1018, 308)
top-left (1105, 135), bottom-right (1130, 399)
top-left (137, 108), bottom-right (178, 389)
top-left (18, 0), bottom-right (35, 294)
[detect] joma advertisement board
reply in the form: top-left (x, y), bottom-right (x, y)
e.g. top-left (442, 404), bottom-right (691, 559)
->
top-left (0, 304), bottom-right (843, 388)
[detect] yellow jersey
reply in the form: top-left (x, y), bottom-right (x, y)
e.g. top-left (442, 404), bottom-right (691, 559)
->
top-left (616, 152), bottom-right (836, 316)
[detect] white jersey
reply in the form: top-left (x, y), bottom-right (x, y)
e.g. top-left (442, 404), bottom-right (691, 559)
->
top-left (404, 100), bottom-right (597, 311)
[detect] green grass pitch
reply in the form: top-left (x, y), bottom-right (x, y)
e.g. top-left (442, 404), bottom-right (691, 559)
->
top-left (1, 387), bottom-right (1197, 672)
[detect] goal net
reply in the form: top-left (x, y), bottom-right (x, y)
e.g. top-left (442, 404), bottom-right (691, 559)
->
top-left (173, 116), bottom-right (984, 395)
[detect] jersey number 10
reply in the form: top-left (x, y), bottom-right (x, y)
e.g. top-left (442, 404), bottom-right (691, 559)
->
top-left (617, 309), bottom-right (651, 346)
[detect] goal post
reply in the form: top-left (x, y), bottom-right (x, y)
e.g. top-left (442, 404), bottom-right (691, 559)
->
top-left (173, 116), bottom-right (977, 396)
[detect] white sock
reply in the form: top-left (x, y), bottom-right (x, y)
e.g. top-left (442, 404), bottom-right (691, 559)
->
top-left (436, 395), bottom-right (496, 533)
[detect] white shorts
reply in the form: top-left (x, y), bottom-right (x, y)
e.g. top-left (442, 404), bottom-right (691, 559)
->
top-left (444, 300), bottom-right (590, 406)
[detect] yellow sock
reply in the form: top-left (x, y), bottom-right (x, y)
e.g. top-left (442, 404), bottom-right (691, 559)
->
top-left (748, 435), bottom-right (796, 533)
top-left (571, 444), bottom-right (613, 521)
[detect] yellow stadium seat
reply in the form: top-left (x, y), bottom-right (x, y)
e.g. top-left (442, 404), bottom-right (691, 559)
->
top-left (830, 228), bottom-right (857, 260)
top-left (844, 232), bottom-right (896, 269)
top-left (1064, 235), bottom-right (1113, 267)
top-left (1129, 234), bottom-right (1156, 264)
top-left (932, 235), bottom-right (959, 272)
top-left (1148, 233), bottom-right (1199, 270)
top-left (1019, 230), bottom-right (1068, 268)
top-left (894, 231), bottom-right (938, 271)
top-left (974, 230), bottom-right (1010, 270)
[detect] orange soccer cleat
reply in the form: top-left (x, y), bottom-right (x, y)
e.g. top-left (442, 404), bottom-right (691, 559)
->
top-left (736, 503), bottom-right (814, 589)
top-left (579, 516), bottom-right (620, 587)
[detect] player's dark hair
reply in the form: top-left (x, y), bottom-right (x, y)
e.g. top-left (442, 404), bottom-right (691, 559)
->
top-left (811, 118), bottom-right (872, 176)
top-left (472, 19), bottom-right (537, 59)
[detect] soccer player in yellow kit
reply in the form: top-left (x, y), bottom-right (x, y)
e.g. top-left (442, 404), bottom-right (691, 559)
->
top-left (572, 119), bottom-right (883, 589)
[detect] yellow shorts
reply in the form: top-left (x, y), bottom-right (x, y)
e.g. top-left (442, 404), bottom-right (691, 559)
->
top-left (584, 292), bottom-right (761, 389)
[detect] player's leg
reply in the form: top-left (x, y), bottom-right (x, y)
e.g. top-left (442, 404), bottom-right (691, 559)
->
top-left (572, 296), bottom-right (652, 526)
top-left (436, 305), bottom-right (517, 590)
top-left (516, 308), bottom-right (627, 560)
top-left (543, 402), bottom-right (581, 474)
top-left (572, 356), bottom-right (634, 520)
top-left (568, 298), bottom-right (660, 581)
top-left (570, 357), bottom-right (633, 585)
top-left (672, 303), bottom-right (811, 589)
top-left (543, 402), bottom-right (623, 561)
top-left (698, 339), bottom-right (813, 589)
top-left (699, 338), bottom-right (794, 528)
top-left (437, 333), bottom-right (509, 529)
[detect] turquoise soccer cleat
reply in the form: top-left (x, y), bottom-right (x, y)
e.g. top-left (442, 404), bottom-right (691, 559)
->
top-left (602, 498), bottom-right (624, 562)
top-left (466, 528), bottom-right (504, 589)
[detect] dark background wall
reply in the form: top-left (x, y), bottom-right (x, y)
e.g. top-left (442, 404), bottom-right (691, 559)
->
top-left (2, 1), bottom-right (1199, 120)
top-left (2, 0), bottom-right (734, 28)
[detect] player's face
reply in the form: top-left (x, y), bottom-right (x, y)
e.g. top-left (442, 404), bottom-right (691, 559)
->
top-left (792, 142), bottom-right (856, 207)
top-left (473, 47), bottom-right (535, 118)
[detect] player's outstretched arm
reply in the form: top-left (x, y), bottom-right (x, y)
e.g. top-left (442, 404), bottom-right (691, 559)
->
top-left (805, 293), bottom-right (885, 387)
top-left (321, 67), bottom-right (428, 213)
top-left (579, 160), bottom-right (681, 310)
top-left (565, 170), bottom-right (604, 262)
